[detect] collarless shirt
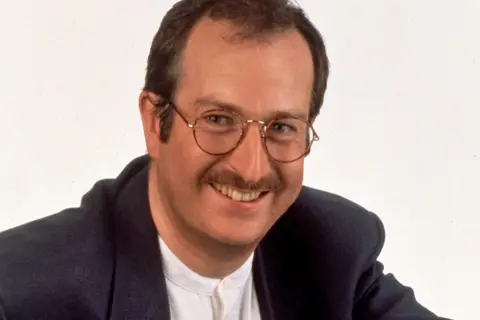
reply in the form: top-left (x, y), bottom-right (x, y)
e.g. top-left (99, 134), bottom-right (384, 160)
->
top-left (158, 237), bottom-right (261, 320)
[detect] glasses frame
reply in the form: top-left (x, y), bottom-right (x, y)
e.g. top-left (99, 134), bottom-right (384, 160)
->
top-left (152, 98), bottom-right (319, 163)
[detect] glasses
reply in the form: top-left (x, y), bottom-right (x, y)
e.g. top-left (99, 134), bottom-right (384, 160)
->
top-left (154, 100), bottom-right (319, 163)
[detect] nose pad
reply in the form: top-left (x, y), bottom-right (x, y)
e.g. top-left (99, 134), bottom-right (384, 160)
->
top-left (243, 119), bottom-right (267, 150)
top-left (226, 120), bottom-right (271, 182)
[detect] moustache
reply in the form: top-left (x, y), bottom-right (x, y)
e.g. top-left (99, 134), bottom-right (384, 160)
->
top-left (202, 169), bottom-right (283, 192)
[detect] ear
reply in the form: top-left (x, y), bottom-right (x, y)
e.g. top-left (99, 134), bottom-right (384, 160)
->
top-left (139, 91), bottom-right (163, 158)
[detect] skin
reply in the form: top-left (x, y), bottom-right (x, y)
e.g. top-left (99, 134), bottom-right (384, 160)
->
top-left (139, 18), bottom-right (314, 278)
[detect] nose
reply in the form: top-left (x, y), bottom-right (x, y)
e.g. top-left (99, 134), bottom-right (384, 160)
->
top-left (225, 122), bottom-right (271, 183)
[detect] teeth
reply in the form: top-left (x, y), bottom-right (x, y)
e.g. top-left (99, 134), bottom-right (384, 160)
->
top-left (212, 183), bottom-right (262, 202)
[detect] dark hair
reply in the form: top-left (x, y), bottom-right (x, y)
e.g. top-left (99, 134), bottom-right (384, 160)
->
top-left (143, 0), bottom-right (330, 142)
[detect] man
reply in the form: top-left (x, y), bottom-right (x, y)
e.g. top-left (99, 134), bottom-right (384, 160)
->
top-left (0, 0), bottom-right (449, 319)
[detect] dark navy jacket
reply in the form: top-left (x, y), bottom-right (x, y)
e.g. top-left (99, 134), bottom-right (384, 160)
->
top-left (0, 156), bottom-right (449, 319)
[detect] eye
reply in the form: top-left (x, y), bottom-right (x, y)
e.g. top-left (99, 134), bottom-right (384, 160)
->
top-left (270, 122), bottom-right (296, 133)
top-left (203, 114), bottom-right (234, 126)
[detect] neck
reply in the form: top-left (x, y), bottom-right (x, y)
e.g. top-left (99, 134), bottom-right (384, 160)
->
top-left (148, 166), bottom-right (255, 278)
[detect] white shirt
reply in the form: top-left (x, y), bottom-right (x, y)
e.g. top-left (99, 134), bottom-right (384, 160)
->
top-left (159, 237), bottom-right (262, 320)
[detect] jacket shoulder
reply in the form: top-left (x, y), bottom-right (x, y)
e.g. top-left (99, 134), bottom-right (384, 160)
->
top-left (0, 179), bottom-right (115, 318)
top-left (269, 186), bottom-right (385, 265)
top-left (297, 186), bottom-right (382, 238)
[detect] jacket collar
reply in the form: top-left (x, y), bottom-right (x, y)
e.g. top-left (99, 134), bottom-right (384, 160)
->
top-left (109, 156), bottom-right (171, 319)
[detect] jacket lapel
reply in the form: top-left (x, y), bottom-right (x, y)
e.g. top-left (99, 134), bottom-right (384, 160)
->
top-left (109, 159), bottom-right (170, 320)
top-left (255, 196), bottom-right (346, 320)
top-left (253, 247), bottom-right (276, 320)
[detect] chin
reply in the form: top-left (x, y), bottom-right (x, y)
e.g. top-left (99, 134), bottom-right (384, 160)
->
top-left (207, 219), bottom-right (267, 247)
top-left (212, 233), bottom-right (262, 248)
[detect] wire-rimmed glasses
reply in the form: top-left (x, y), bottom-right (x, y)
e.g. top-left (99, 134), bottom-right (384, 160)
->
top-left (153, 99), bottom-right (319, 163)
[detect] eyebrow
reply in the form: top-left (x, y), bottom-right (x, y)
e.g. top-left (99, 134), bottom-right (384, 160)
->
top-left (193, 97), bottom-right (309, 121)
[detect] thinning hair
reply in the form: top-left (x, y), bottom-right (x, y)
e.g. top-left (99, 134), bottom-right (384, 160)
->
top-left (143, 0), bottom-right (330, 142)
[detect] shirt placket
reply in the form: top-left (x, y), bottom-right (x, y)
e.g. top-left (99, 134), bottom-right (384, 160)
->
top-left (212, 279), bottom-right (226, 320)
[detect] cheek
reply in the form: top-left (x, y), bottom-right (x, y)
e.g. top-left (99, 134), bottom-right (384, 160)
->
top-left (160, 136), bottom-right (216, 190)
top-left (282, 162), bottom-right (305, 188)
top-left (271, 162), bottom-right (304, 209)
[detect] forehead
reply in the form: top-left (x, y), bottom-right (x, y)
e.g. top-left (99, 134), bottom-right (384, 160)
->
top-left (176, 18), bottom-right (314, 118)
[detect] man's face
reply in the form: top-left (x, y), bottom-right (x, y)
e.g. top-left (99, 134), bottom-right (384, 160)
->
top-left (141, 19), bottom-right (314, 248)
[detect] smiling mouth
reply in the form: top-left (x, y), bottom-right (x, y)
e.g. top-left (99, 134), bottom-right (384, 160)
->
top-left (210, 183), bottom-right (268, 202)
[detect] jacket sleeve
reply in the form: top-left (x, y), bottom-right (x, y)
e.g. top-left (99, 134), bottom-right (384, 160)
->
top-left (353, 214), bottom-right (452, 320)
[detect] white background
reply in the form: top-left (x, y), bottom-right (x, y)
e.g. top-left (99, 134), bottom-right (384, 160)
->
top-left (0, 0), bottom-right (478, 318)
